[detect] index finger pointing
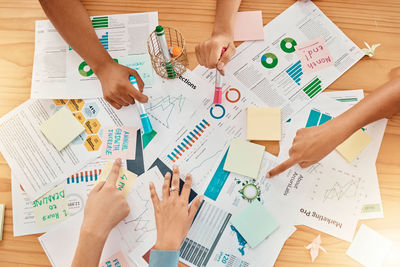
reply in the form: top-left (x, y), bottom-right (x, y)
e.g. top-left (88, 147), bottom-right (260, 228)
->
top-left (106, 158), bottom-right (122, 187)
top-left (266, 157), bottom-right (297, 178)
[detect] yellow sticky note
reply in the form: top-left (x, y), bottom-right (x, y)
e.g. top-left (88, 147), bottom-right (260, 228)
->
top-left (336, 129), bottom-right (371, 162)
top-left (40, 106), bottom-right (85, 151)
top-left (97, 162), bottom-right (137, 197)
top-left (33, 184), bottom-right (69, 226)
top-left (0, 204), bottom-right (4, 240)
top-left (247, 107), bottom-right (281, 141)
top-left (223, 139), bottom-right (265, 179)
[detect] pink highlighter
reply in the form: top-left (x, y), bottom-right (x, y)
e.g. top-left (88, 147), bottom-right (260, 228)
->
top-left (213, 48), bottom-right (226, 105)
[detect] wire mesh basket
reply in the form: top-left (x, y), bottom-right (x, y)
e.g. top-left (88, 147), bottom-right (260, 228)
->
top-left (147, 26), bottom-right (188, 79)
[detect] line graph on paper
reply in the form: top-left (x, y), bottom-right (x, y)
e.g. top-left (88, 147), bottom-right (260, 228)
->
top-left (147, 94), bottom-right (186, 128)
top-left (310, 166), bottom-right (366, 206)
top-left (116, 168), bottom-right (164, 252)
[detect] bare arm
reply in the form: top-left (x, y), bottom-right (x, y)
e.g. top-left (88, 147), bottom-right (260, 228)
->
top-left (195, 0), bottom-right (242, 74)
top-left (39, 0), bottom-right (147, 109)
top-left (267, 77), bottom-right (400, 177)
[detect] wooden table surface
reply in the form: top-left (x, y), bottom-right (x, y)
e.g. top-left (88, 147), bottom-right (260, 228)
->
top-left (0, 0), bottom-right (400, 266)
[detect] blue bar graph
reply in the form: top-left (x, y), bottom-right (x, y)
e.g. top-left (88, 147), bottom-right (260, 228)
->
top-left (286, 60), bottom-right (303, 85)
top-left (67, 169), bottom-right (101, 184)
top-left (99, 32), bottom-right (109, 50)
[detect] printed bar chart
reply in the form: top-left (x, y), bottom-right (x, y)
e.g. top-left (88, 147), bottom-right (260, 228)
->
top-left (91, 16), bottom-right (108, 28)
top-left (303, 77), bottom-right (322, 98)
top-left (286, 60), bottom-right (303, 85)
top-left (99, 32), bottom-right (109, 50)
top-left (167, 119), bottom-right (210, 162)
top-left (67, 169), bottom-right (102, 184)
top-left (305, 109), bottom-right (332, 127)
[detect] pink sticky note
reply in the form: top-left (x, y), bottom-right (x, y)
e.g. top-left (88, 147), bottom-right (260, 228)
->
top-left (101, 126), bottom-right (137, 160)
top-left (295, 37), bottom-right (334, 74)
top-left (100, 251), bottom-right (129, 267)
top-left (234, 11), bottom-right (264, 41)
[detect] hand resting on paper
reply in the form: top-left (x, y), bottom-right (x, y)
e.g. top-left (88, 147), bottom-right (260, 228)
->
top-left (150, 165), bottom-right (203, 251)
top-left (72, 158), bottom-right (130, 267)
top-left (267, 77), bottom-right (400, 178)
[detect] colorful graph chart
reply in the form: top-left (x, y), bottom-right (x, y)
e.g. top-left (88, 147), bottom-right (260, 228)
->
top-left (147, 94), bottom-right (186, 128)
top-left (204, 149), bottom-right (230, 201)
top-left (91, 16), bottom-right (108, 28)
top-left (303, 77), bottom-right (322, 98)
top-left (280, 37), bottom-right (297, 53)
top-left (305, 109), bottom-right (332, 127)
top-left (99, 32), bottom-right (109, 50)
top-left (78, 61), bottom-right (93, 77)
top-left (166, 119), bottom-right (210, 162)
top-left (66, 169), bottom-right (101, 184)
top-left (286, 60), bottom-right (303, 85)
top-left (261, 53), bottom-right (278, 69)
top-left (209, 104), bottom-right (226, 119)
top-left (225, 88), bottom-right (241, 103)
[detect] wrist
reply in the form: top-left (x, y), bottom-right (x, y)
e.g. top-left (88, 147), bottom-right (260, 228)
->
top-left (154, 238), bottom-right (181, 251)
top-left (212, 27), bottom-right (233, 40)
top-left (91, 56), bottom-right (115, 79)
top-left (81, 220), bottom-right (109, 243)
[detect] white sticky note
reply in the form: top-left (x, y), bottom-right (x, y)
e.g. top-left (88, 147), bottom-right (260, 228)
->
top-left (336, 129), bottom-right (371, 162)
top-left (247, 107), bottom-right (281, 140)
top-left (346, 224), bottom-right (392, 267)
top-left (40, 106), bottom-right (84, 151)
top-left (0, 204), bottom-right (4, 240)
top-left (223, 139), bottom-right (265, 179)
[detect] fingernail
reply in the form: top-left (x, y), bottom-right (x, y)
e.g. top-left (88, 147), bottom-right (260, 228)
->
top-left (217, 62), bottom-right (224, 70)
top-left (173, 165), bottom-right (178, 171)
top-left (199, 195), bottom-right (204, 202)
top-left (266, 172), bottom-right (271, 178)
top-left (116, 158), bottom-right (121, 164)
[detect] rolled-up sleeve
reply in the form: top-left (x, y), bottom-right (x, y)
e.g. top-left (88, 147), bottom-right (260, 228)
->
top-left (149, 250), bottom-right (179, 267)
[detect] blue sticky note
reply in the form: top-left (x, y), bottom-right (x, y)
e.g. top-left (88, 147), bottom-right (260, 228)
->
top-left (230, 200), bottom-right (279, 248)
top-left (118, 54), bottom-right (154, 86)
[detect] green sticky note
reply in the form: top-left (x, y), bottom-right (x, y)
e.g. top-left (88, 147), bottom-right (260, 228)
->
top-left (32, 184), bottom-right (69, 226)
top-left (230, 201), bottom-right (279, 248)
top-left (40, 106), bottom-right (85, 151)
top-left (118, 54), bottom-right (154, 86)
top-left (223, 139), bottom-right (265, 178)
top-left (0, 204), bottom-right (4, 240)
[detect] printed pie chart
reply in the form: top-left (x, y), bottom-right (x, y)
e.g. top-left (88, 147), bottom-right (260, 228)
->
top-left (280, 37), bottom-right (297, 53)
top-left (261, 53), bottom-right (278, 69)
top-left (78, 61), bottom-right (94, 77)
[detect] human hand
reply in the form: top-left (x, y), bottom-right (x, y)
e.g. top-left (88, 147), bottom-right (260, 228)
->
top-left (96, 60), bottom-right (148, 109)
top-left (267, 121), bottom-right (346, 177)
top-left (81, 158), bottom-right (130, 240)
top-left (149, 165), bottom-right (203, 251)
top-left (195, 32), bottom-right (236, 75)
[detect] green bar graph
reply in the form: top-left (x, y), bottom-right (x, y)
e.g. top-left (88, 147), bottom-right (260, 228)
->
top-left (92, 16), bottom-right (108, 28)
top-left (303, 78), bottom-right (322, 98)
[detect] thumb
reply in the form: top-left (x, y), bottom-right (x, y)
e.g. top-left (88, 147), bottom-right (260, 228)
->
top-left (126, 67), bottom-right (145, 92)
top-left (217, 42), bottom-right (236, 74)
top-left (188, 195), bottom-right (203, 223)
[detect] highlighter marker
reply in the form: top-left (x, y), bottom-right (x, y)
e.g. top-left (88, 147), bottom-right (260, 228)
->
top-left (213, 48), bottom-right (227, 105)
top-left (155, 25), bottom-right (176, 78)
top-left (129, 76), bottom-right (153, 134)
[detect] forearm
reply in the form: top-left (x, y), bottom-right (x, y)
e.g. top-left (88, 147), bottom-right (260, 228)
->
top-left (39, 0), bottom-right (113, 74)
top-left (212, 0), bottom-right (242, 36)
top-left (71, 226), bottom-right (107, 267)
top-left (328, 77), bottom-right (400, 140)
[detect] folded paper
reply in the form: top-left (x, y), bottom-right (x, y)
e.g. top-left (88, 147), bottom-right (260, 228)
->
top-left (305, 234), bottom-right (327, 262)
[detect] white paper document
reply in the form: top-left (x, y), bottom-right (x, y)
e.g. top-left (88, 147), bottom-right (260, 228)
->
top-left (223, 1), bottom-right (364, 120)
top-left (0, 98), bottom-right (138, 199)
top-left (39, 167), bottom-right (164, 267)
top-left (31, 12), bottom-right (158, 99)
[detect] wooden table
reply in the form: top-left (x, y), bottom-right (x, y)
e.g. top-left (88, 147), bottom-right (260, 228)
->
top-left (0, 0), bottom-right (399, 266)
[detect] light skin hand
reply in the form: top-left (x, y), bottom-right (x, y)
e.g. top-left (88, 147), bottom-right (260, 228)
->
top-left (149, 165), bottom-right (203, 251)
top-left (195, 0), bottom-right (241, 75)
top-left (96, 61), bottom-right (148, 110)
top-left (72, 158), bottom-right (130, 267)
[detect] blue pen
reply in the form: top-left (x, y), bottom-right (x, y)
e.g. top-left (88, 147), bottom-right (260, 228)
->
top-left (129, 76), bottom-right (153, 134)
